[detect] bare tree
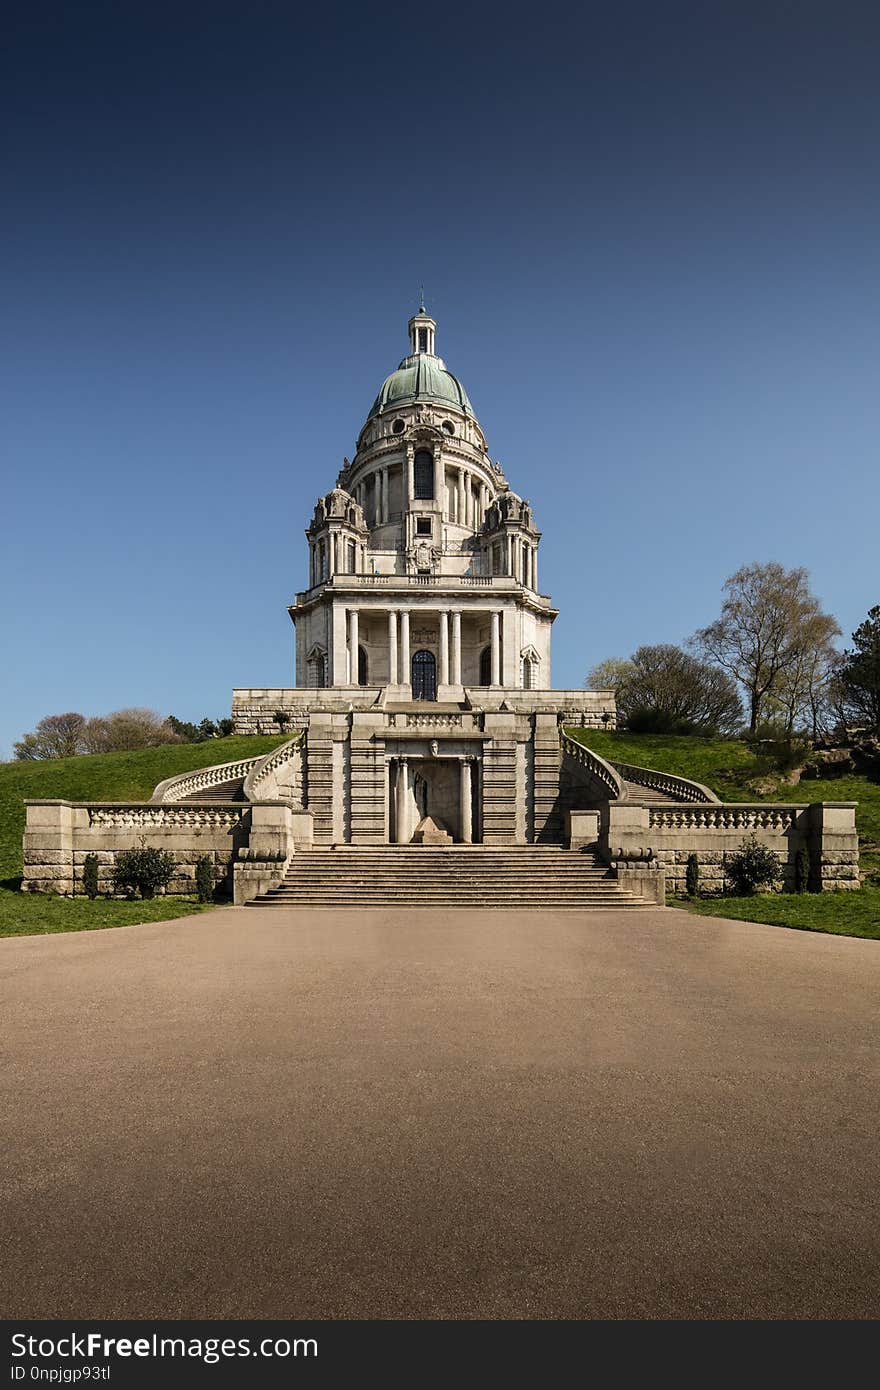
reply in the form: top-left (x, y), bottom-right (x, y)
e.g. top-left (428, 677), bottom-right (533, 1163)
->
top-left (588, 645), bottom-right (743, 734)
top-left (690, 563), bottom-right (840, 733)
top-left (14, 712), bottom-right (88, 760)
top-left (83, 709), bottom-right (180, 752)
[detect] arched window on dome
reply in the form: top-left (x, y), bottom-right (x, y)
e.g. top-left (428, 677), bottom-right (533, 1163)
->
top-left (414, 450), bottom-right (434, 500)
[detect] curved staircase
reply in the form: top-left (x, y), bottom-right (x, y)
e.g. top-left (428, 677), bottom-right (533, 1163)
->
top-left (178, 777), bottom-right (246, 803)
top-left (246, 845), bottom-right (651, 910)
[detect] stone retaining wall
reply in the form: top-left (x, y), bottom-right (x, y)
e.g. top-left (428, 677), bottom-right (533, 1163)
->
top-left (592, 801), bottom-right (860, 895)
top-left (21, 800), bottom-right (313, 900)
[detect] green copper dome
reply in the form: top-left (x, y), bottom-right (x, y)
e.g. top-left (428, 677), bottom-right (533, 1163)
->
top-left (369, 354), bottom-right (475, 419)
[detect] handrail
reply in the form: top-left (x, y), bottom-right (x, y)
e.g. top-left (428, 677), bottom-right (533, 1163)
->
top-left (243, 732), bottom-right (305, 802)
top-left (560, 732), bottom-right (624, 800)
top-left (611, 760), bottom-right (720, 804)
top-left (150, 756), bottom-right (263, 804)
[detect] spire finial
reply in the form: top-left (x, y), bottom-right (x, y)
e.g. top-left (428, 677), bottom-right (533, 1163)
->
top-left (418, 283), bottom-right (426, 312)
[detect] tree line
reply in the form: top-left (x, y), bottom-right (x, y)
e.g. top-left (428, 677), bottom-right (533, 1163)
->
top-left (13, 709), bottom-right (235, 761)
top-left (588, 562), bottom-right (879, 739)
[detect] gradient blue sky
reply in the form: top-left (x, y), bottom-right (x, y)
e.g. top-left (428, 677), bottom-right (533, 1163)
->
top-left (3, 2), bottom-right (878, 755)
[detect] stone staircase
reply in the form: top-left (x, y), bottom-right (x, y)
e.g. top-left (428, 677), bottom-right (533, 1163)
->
top-left (179, 777), bottom-right (246, 803)
top-left (619, 779), bottom-right (681, 806)
top-left (245, 845), bottom-right (650, 910)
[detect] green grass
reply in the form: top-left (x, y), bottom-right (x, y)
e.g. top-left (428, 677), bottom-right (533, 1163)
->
top-left (0, 735), bottom-right (287, 936)
top-left (670, 888), bottom-right (880, 939)
top-left (0, 894), bottom-right (217, 938)
top-left (564, 728), bottom-right (791, 801)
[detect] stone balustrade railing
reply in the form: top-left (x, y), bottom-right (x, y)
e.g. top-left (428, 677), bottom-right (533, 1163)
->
top-left (89, 803), bottom-right (247, 829)
top-left (151, 757), bottom-right (263, 804)
top-left (243, 733), bottom-right (305, 802)
top-left (405, 713), bottom-right (463, 728)
top-left (613, 761), bottom-right (720, 805)
top-left (560, 732), bottom-right (623, 800)
top-left (647, 803), bottom-right (799, 831)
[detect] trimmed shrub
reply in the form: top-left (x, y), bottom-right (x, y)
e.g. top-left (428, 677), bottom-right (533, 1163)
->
top-left (273, 709), bottom-right (289, 732)
top-left (795, 845), bottom-right (812, 894)
top-left (726, 833), bottom-right (782, 896)
top-left (82, 853), bottom-right (100, 900)
top-left (195, 855), bottom-right (215, 904)
top-left (113, 843), bottom-right (177, 900)
top-left (685, 854), bottom-right (700, 899)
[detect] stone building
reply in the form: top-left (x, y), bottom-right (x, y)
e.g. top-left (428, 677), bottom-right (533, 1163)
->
top-left (22, 305), bottom-right (860, 903)
top-left (232, 303), bottom-right (615, 845)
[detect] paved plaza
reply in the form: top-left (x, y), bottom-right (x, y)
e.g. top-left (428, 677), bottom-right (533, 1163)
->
top-left (2, 906), bottom-right (878, 1319)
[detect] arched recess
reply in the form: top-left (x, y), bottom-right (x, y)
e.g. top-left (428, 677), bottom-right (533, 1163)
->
top-left (412, 649), bottom-right (437, 701)
top-left (307, 646), bottom-right (327, 689)
top-left (520, 646), bottom-right (540, 690)
top-left (479, 646), bottom-right (492, 687)
top-left (357, 645), bottom-right (368, 687)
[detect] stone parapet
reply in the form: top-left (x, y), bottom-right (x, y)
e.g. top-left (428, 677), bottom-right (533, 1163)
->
top-left (21, 799), bottom-right (292, 899)
top-left (600, 801), bottom-right (860, 896)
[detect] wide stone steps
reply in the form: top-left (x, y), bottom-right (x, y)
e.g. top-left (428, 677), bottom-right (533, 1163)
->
top-left (246, 847), bottom-right (648, 909)
top-left (179, 777), bottom-right (246, 803)
top-left (620, 779), bottom-right (681, 806)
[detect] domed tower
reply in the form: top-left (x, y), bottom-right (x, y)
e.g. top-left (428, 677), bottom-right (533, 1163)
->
top-left (289, 304), bottom-right (555, 699)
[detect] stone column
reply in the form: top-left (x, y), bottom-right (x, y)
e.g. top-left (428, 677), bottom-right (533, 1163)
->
top-left (532, 546), bottom-right (537, 591)
top-left (406, 445), bottom-right (415, 502)
top-left (439, 610), bottom-right (450, 686)
top-left (459, 759), bottom-right (472, 843)
top-left (434, 445), bottom-right (443, 503)
top-left (457, 470), bottom-right (466, 526)
top-left (348, 609), bottom-right (359, 685)
top-left (388, 609), bottom-right (398, 685)
top-left (399, 610), bottom-right (410, 688)
top-left (490, 610), bottom-right (501, 686)
top-left (396, 757), bottom-right (410, 844)
top-left (451, 610), bottom-right (462, 686)
top-left (331, 602), bottom-right (347, 685)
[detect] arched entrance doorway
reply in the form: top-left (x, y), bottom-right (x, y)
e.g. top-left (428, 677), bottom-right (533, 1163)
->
top-left (479, 645), bottom-right (491, 686)
top-left (412, 649), bottom-right (437, 701)
top-left (357, 645), bottom-right (368, 686)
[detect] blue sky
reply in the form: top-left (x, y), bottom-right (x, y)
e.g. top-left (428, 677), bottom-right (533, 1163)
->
top-left (2, 2), bottom-right (878, 756)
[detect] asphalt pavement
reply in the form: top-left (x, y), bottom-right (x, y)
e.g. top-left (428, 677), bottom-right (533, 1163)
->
top-left (2, 904), bottom-right (878, 1319)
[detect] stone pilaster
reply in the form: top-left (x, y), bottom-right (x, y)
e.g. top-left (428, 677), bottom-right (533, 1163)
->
top-left (481, 712), bottom-right (517, 844)
top-left (533, 713), bottom-right (563, 843)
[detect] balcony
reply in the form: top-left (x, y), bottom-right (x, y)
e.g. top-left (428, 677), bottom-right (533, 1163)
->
top-left (292, 574), bottom-right (549, 607)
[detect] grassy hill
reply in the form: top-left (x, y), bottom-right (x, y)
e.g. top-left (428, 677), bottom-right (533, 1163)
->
top-left (0, 735), bottom-right (287, 935)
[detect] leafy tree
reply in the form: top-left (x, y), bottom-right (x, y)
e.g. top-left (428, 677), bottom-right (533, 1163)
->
top-left (14, 712), bottom-right (88, 760)
top-left (587, 644), bottom-right (742, 734)
top-left (691, 563), bottom-right (840, 733)
top-left (836, 605), bottom-right (880, 733)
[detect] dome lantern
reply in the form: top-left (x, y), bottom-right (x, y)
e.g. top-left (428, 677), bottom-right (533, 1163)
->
top-left (408, 304), bottom-right (436, 357)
